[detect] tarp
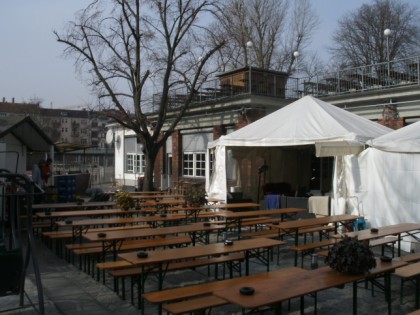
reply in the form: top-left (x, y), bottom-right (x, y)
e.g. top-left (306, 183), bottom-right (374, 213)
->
top-left (366, 120), bottom-right (420, 153)
top-left (208, 96), bottom-right (390, 149)
top-left (207, 96), bottom-right (391, 206)
top-left (340, 121), bottom-right (420, 252)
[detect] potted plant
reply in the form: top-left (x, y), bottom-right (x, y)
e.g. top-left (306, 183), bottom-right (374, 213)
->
top-left (115, 191), bottom-right (135, 210)
top-left (185, 184), bottom-right (207, 207)
top-left (325, 235), bottom-right (376, 274)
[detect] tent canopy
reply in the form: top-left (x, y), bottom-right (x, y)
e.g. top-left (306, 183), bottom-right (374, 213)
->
top-left (366, 120), bottom-right (420, 153)
top-left (207, 96), bottom-right (391, 202)
top-left (209, 96), bottom-right (391, 151)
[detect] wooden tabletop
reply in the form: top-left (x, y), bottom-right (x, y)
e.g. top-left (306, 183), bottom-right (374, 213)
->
top-left (55, 214), bottom-right (184, 227)
top-left (168, 203), bottom-right (261, 212)
top-left (214, 258), bottom-right (407, 310)
top-left (118, 238), bottom-right (285, 266)
top-left (336, 223), bottom-right (420, 241)
top-left (106, 191), bottom-right (165, 195)
top-left (36, 208), bottom-right (139, 219)
top-left (270, 214), bottom-right (360, 231)
top-left (215, 208), bottom-right (305, 219)
top-left (144, 267), bottom-right (306, 304)
top-left (132, 194), bottom-right (184, 200)
top-left (33, 201), bottom-right (115, 210)
top-left (83, 222), bottom-right (224, 242)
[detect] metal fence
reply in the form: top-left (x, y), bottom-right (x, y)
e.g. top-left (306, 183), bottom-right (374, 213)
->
top-left (295, 56), bottom-right (420, 98)
top-left (151, 56), bottom-right (420, 108)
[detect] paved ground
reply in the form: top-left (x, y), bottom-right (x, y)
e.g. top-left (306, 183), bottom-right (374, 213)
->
top-left (1, 229), bottom-right (419, 315)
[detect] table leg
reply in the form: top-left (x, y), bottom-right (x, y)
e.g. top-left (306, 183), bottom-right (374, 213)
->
top-left (385, 272), bottom-right (391, 315)
top-left (353, 281), bottom-right (357, 315)
top-left (416, 276), bottom-right (419, 309)
top-left (294, 229), bottom-right (299, 266)
top-left (245, 250), bottom-right (250, 275)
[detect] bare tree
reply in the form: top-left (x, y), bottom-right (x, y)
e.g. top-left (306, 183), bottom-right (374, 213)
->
top-left (54, 0), bottom-right (224, 190)
top-left (212, 0), bottom-right (319, 74)
top-left (330, 0), bottom-right (420, 67)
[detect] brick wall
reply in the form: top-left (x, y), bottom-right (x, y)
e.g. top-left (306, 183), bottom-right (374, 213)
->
top-left (378, 117), bottom-right (405, 130)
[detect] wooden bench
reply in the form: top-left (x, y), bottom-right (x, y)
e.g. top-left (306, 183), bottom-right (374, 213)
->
top-left (144, 266), bottom-right (304, 314)
top-left (369, 236), bottom-right (398, 256)
top-left (395, 261), bottom-right (420, 306)
top-left (75, 236), bottom-right (192, 277)
top-left (399, 252), bottom-right (420, 263)
top-left (163, 295), bottom-right (228, 315)
top-left (42, 224), bottom-right (150, 258)
top-left (108, 252), bottom-right (245, 304)
top-left (316, 236), bottom-right (399, 259)
top-left (290, 239), bottom-right (337, 267)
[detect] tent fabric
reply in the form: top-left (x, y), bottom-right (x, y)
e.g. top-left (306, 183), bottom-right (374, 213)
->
top-left (366, 120), bottom-right (420, 153)
top-left (207, 96), bottom-right (391, 203)
top-left (208, 96), bottom-right (390, 149)
top-left (339, 122), bottom-right (420, 252)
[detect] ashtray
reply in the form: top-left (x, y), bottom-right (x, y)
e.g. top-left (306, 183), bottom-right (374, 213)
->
top-left (239, 286), bottom-right (255, 295)
top-left (160, 214), bottom-right (167, 218)
top-left (137, 251), bottom-right (148, 258)
top-left (65, 220), bottom-right (72, 224)
top-left (380, 255), bottom-right (392, 262)
top-left (97, 232), bottom-right (107, 238)
top-left (224, 240), bottom-right (234, 246)
top-left (370, 228), bottom-right (379, 233)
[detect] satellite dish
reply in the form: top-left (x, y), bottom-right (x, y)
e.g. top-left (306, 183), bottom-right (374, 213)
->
top-left (105, 130), bottom-right (114, 144)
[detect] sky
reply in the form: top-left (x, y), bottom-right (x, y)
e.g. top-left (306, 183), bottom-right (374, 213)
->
top-left (0, 0), bottom-right (418, 109)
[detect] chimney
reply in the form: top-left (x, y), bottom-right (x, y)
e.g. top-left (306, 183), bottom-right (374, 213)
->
top-left (2, 97), bottom-right (4, 103)
top-left (12, 97), bottom-right (15, 103)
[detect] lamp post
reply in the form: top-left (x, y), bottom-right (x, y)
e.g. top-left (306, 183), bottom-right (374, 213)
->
top-left (150, 72), bottom-right (157, 111)
top-left (246, 41), bottom-right (253, 94)
top-left (293, 51), bottom-right (300, 97)
top-left (384, 28), bottom-right (391, 84)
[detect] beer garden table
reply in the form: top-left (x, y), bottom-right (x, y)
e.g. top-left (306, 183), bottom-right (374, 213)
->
top-left (118, 237), bottom-right (286, 310)
top-left (215, 208), bottom-right (307, 239)
top-left (214, 258), bottom-right (407, 315)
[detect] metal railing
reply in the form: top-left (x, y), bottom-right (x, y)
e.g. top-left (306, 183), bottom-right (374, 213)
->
top-left (151, 56), bottom-right (420, 109)
top-left (295, 56), bottom-right (420, 98)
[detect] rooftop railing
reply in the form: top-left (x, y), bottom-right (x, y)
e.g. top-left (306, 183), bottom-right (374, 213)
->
top-left (151, 56), bottom-right (420, 110)
top-left (294, 56), bottom-right (420, 98)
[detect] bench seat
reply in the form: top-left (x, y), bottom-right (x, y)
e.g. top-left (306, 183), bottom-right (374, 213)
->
top-left (163, 295), bottom-right (228, 315)
top-left (110, 252), bottom-right (245, 303)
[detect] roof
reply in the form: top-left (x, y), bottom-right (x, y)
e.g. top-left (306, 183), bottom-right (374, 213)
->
top-left (0, 116), bottom-right (55, 152)
top-left (208, 95), bottom-right (391, 150)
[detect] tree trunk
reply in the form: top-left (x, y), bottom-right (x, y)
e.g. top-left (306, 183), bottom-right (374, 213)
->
top-left (143, 148), bottom-right (157, 191)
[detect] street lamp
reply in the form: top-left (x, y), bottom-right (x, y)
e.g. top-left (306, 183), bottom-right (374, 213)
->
top-left (293, 51), bottom-right (300, 97)
top-left (293, 51), bottom-right (300, 73)
top-left (384, 28), bottom-right (392, 84)
top-left (246, 41), bottom-right (253, 94)
top-left (150, 72), bottom-right (157, 111)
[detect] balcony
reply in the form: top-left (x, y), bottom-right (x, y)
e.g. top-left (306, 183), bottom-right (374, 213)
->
top-left (151, 57), bottom-right (420, 111)
top-left (295, 56), bottom-right (420, 98)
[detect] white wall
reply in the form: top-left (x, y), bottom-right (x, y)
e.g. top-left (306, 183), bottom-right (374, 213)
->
top-left (0, 134), bottom-right (27, 174)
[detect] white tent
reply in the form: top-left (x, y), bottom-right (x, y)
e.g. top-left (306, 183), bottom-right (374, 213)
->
top-left (341, 121), bottom-right (420, 252)
top-left (206, 96), bottom-right (391, 210)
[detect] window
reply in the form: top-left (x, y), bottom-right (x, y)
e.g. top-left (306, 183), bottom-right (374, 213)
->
top-left (183, 152), bottom-right (206, 177)
top-left (126, 153), bottom-right (146, 173)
